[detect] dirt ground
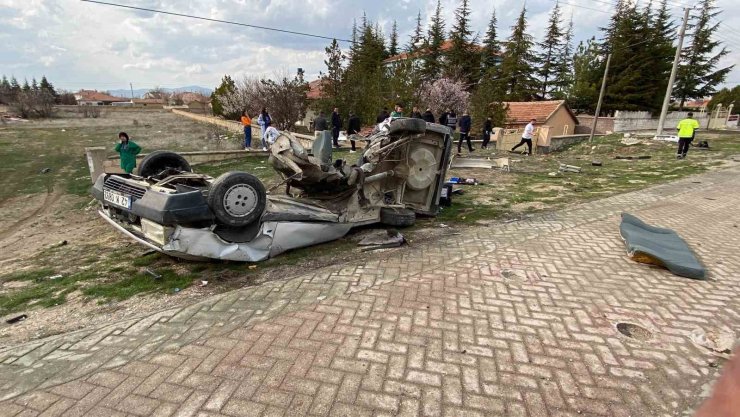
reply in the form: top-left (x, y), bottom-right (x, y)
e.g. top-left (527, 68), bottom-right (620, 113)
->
top-left (1, 109), bottom-right (738, 348)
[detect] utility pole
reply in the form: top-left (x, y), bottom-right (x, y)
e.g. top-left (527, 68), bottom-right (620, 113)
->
top-left (589, 53), bottom-right (612, 143)
top-left (657, 7), bottom-right (691, 136)
top-left (129, 83), bottom-right (134, 100)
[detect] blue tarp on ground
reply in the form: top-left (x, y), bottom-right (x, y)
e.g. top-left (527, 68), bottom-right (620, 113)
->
top-left (619, 213), bottom-right (706, 280)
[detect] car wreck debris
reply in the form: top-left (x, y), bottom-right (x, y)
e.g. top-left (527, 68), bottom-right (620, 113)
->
top-left (91, 118), bottom-right (453, 262)
top-left (558, 164), bottom-right (582, 173)
top-left (6, 314), bottom-right (28, 324)
top-left (358, 229), bottom-right (405, 251)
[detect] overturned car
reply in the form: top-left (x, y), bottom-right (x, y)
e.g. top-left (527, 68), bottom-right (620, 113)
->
top-left (91, 118), bottom-right (453, 261)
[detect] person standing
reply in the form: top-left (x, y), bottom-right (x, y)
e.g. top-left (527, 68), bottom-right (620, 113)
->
top-left (676, 112), bottom-right (700, 159)
top-left (314, 111), bottom-right (329, 134)
top-left (411, 106), bottom-right (423, 119)
top-left (376, 107), bottom-right (390, 123)
top-left (422, 108), bottom-right (435, 123)
top-left (511, 118), bottom-right (536, 155)
top-left (439, 109), bottom-right (449, 126)
top-left (446, 110), bottom-right (458, 134)
top-left (240, 110), bottom-right (252, 151)
top-left (481, 117), bottom-right (493, 149)
top-left (390, 104), bottom-right (404, 118)
top-left (115, 132), bottom-right (141, 174)
top-left (331, 107), bottom-right (342, 148)
top-left (257, 108), bottom-right (271, 151)
top-left (347, 111), bottom-right (361, 153)
top-left (457, 111), bottom-right (473, 155)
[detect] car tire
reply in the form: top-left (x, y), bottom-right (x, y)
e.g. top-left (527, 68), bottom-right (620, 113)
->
top-left (207, 171), bottom-right (266, 227)
top-left (380, 207), bottom-right (416, 227)
top-left (138, 151), bottom-right (192, 178)
top-left (388, 118), bottom-right (426, 135)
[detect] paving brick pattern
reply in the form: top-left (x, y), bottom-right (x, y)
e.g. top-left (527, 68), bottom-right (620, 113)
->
top-left (2, 165), bottom-right (740, 416)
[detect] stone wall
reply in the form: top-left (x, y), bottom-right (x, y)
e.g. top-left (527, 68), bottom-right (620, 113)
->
top-left (576, 116), bottom-right (615, 134)
top-left (612, 110), bottom-right (709, 132)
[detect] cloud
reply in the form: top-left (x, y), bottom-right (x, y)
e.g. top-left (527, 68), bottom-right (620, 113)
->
top-left (0, 0), bottom-right (737, 93)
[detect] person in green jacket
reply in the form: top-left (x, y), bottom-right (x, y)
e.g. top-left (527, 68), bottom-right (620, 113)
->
top-left (115, 132), bottom-right (141, 173)
top-left (676, 112), bottom-right (700, 159)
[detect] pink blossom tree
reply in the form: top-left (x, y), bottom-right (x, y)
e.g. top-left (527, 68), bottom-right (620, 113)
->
top-left (417, 78), bottom-right (470, 116)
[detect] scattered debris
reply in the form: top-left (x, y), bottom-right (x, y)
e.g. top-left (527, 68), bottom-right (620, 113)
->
top-left (591, 160), bottom-right (603, 166)
top-left (57, 240), bottom-right (68, 247)
top-left (248, 265), bottom-right (257, 270)
top-left (173, 288), bottom-right (181, 293)
top-left (621, 138), bottom-right (642, 146)
top-left (450, 158), bottom-right (493, 169)
top-left (359, 229), bottom-right (405, 251)
top-left (690, 326), bottom-right (735, 355)
top-left (438, 223), bottom-right (449, 228)
top-left (616, 322), bottom-right (653, 341)
top-left (448, 177), bottom-right (479, 185)
top-left (199, 280), bottom-right (208, 287)
top-left (48, 274), bottom-right (63, 280)
top-left (140, 249), bottom-right (157, 257)
top-left (144, 268), bottom-right (161, 280)
top-left (6, 314), bottom-right (28, 324)
top-left (548, 172), bottom-right (558, 177)
top-left (653, 134), bottom-right (679, 142)
top-left (493, 157), bottom-right (511, 172)
top-left (40, 167), bottom-right (52, 174)
top-left (615, 155), bottom-right (651, 160)
top-left (558, 164), bottom-right (582, 173)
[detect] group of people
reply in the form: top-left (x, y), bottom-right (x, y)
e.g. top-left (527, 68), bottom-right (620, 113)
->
top-left (313, 108), bottom-right (362, 152)
top-left (240, 108), bottom-right (278, 151)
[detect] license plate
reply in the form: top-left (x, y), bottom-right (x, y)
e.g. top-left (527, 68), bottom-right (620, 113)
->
top-left (104, 189), bottom-right (132, 209)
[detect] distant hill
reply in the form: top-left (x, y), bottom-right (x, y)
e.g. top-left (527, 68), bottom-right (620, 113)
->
top-left (106, 86), bottom-right (213, 99)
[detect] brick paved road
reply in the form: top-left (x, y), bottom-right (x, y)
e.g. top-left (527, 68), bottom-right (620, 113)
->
top-left (2, 165), bottom-right (739, 416)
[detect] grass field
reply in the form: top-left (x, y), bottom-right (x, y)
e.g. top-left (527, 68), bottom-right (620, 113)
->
top-left (1, 108), bottom-right (738, 335)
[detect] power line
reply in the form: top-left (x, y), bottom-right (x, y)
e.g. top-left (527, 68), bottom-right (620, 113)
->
top-left (79, 0), bottom-right (353, 43)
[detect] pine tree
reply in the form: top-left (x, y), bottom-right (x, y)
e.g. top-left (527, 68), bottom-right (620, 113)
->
top-left (571, 38), bottom-right (604, 112)
top-left (446, 0), bottom-right (477, 83)
top-left (674, 0), bottom-right (733, 108)
top-left (31, 77), bottom-right (39, 91)
top-left (388, 20), bottom-right (399, 56)
top-left (481, 7), bottom-right (501, 71)
top-left (0, 75), bottom-right (11, 104)
top-left (406, 11), bottom-right (424, 52)
top-left (39, 75), bottom-right (57, 100)
top-left (423, 0), bottom-right (446, 80)
top-left (22, 79), bottom-right (31, 92)
top-left (538, 2), bottom-right (563, 98)
top-left (710, 86), bottom-right (740, 109)
top-left (552, 16), bottom-right (574, 99)
top-left (342, 19), bottom-right (388, 123)
top-left (10, 76), bottom-right (21, 93)
top-left (642, 0), bottom-right (675, 111)
top-left (321, 39), bottom-right (345, 111)
top-left (499, 5), bottom-right (538, 101)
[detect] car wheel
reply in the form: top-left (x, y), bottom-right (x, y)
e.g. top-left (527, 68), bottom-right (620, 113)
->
top-left (138, 151), bottom-right (192, 178)
top-left (380, 207), bottom-right (416, 227)
top-left (207, 171), bottom-right (266, 227)
top-left (388, 118), bottom-right (426, 135)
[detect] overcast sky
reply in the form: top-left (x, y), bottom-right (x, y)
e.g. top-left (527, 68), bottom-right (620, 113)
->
top-left (1, 0), bottom-right (738, 93)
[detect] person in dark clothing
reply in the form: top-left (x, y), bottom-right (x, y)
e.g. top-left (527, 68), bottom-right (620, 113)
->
top-left (446, 110), bottom-right (457, 133)
top-left (347, 112), bottom-right (361, 153)
top-left (376, 108), bottom-right (390, 123)
top-left (422, 108), bottom-right (435, 123)
top-left (411, 106), bottom-right (423, 119)
top-left (481, 117), bottom-right (493, 149)
top-left (314, 111), bottom-right (329, 133)
top-left (439, 110), bottom-right (449, 127)
top-left (331, 107), bottom-right (342, 148)
top-left (457, 111), bottom-right (473, 154)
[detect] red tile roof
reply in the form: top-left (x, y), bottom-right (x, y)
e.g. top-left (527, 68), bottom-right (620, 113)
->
top-left (502, 100), bottom-right (578, 125)
top-left (382, 40), bottom-right (485, 64)
top-left (307, 79), bottom-right (327, 100)
top-left (75, 90), bottom-right (128, 102)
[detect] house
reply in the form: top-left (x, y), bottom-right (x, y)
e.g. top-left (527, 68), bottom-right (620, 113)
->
top-left (496, 100), bottom-right (581, 153)
top-left (75, 90), bottom-right (129, 105)
top-left (382, 40), bottom-right (492, 68)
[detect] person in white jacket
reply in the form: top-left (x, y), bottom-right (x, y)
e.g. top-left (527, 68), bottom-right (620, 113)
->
top-left (511, 118), bottom-right (536, 155)
top-left (257, 108), bottom-right (271, 151)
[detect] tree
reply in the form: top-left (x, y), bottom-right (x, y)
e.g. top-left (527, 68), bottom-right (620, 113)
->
top-left (388, 20), bottom-right (399, 56)
top-left (674, 0), bottom-right (734, 108)
top-left (39, 76), bottom-right (58, 102)
top-left (406, 11), bottom-right (424, 52)
top-left (710, 86), bottom-right (740, 109)
top-left (538, 2), bottom-right (564, 98)
top-left (552, 16), bottom-right (575, 99)
top-left (417, 78), bottom-right (470, 116)
top-left (446, 0), bottom-right (478, 84)
top-left (469, 70), bottom-right (508, 132)
top-left (342, 19), bottom-right (387, 124)
top-left (0, 75), bottom-right (11, 104)
top-left (211, 75), bottom-right (237, 119)
top-left (481, 7), bottom-right (501, 72)
top-left (422, 0), bottom-right (446, 80)
top-left (499, 5), bottom-right (538, 101)
top-left (570, 38), bottom-right (604, 113)
top-left (320, 38), bottom-right (345, 111)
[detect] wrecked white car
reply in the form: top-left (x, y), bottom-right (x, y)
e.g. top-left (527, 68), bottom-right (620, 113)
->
top-left (91, 118), bottom-right (452, 261)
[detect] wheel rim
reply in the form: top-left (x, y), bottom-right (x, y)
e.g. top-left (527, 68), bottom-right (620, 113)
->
top-left (223, 183), bottom-right (259, 217)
